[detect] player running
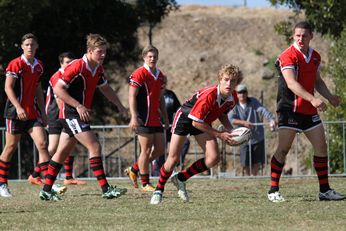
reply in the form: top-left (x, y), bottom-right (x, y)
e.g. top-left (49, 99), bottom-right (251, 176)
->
top-left (150, 64), bottom-right (242, 204)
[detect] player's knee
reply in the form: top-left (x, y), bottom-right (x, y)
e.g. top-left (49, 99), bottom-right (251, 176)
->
top-left (313, 142), bottom-right (327, 154)
top-left (35, 140), bottom-right (48, 151)
top-left (141, 148), bottom-right (152, 156)
top-left (2, 143), bottom-right (17, 157)
top-left (205, 155), bottom-right (219, 168)
top-left (167, 153), bottom-right (180, 166)
top-left (88, 142), bottom-right (101, 155)
top-left (48, 146), bottom-right (57, 156)
top-left (275, 148), bottom-right (289, 161)
top-left (171, 157), bottom-right (180, 166)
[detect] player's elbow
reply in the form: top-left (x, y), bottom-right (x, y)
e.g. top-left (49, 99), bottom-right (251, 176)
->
top-left (4, 85), bottom-right (12, 95)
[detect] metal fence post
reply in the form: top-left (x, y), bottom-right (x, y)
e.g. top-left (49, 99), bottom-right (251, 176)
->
top-left (343, 122), bottom-right (346, 174)
top-left (17, 142), bottom-right (21, 180)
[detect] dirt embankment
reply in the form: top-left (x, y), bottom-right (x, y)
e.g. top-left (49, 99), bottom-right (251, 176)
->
top-left (135, 6), bottom-right (330, 107)
top-left (109, 6), bottom-right (331, 175)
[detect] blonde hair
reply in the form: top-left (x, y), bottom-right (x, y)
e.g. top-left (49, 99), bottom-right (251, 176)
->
top-left (217, 64), bottom-right (243, 84)
top-left (86, 33), bottom-right (108, 50)
top-left (142, 45), bottom-right (159, 58)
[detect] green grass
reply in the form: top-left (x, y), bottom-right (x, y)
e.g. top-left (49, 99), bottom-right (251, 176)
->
top-left (1, 177), bottom-right (346, 231)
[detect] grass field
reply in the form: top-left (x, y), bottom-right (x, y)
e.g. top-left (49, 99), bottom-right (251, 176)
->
top-left (1, 177), bottom-right (346, 231)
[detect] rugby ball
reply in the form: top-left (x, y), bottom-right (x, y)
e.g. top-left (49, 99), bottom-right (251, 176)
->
top-left (228, 127), bottom-right (251, 146)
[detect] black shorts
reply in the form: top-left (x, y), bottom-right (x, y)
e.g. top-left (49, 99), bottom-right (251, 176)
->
top-left (60, 118), bottom-right (91, 137)
top-left (171, 111), bottom-right (203, 136)
top-left (240, 140), bottom-right (265, 167)
top-left (278, 111), bottom-right (322, 132)
top-left (136, 126), bottom-right (163, 134)
top-left (47, 119), bottom-right (63, 135)
top-left (5, 119), bottom-right (43, 134)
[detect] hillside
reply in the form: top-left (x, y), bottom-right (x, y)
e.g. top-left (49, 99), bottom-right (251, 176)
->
top-left (110, 5), bottom-right (332, 175)
top-left (133, 6), bottom-right (330, 106)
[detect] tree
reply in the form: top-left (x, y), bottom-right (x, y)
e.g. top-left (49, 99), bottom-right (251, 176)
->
top-left (324, 29), bottom-right (346, 173)
top-left (0, 0), bottom-right (142, 126)
top-left (269, 0), bottom-right (346, 38)
top-left (0, 0), bottom-right (178, 178)
top-left (134, 0), bottom-right (179, 45)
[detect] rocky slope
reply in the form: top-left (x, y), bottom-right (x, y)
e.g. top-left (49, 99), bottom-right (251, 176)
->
top-left (109, 5), bottom-right (331, 175)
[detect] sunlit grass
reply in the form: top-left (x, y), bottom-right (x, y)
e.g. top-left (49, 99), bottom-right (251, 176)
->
top-left (1, 177), bottom-right (346, 230)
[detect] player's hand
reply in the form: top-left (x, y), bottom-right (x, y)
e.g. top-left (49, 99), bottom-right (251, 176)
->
top-left (328, 95), bottom-right (341, 107)
top-left (220, 132), bottom-right (240, 146)
top-left (16, 105), bottom-right (28, 121)
top-left (311, 98), bottom-right (327, 112)
top-left (269, 120), bottom-right (277, 132)
top-left (76, 104), bottom-right (90, 122)
top-left (129, 117), bottom-right (142, 132)
top-left (219, 131), bottom-right (234, 143)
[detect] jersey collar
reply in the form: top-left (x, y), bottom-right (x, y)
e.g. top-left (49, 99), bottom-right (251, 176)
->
top-left (293, 42), bottom-right (313, 63)
top-left (143, 63), bottom-right (160, 80)
top-left (217, 84), bottom-right (234, 106)
top-left (83, 54), bottom-right (100, 77)
top-left (21, 54), bottom-right (39, 69)
top-left (59, 67), bottom-right (65, 74)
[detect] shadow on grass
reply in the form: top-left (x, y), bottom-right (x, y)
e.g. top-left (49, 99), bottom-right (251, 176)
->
top-left (0, 210), bottom-right (33, 214)
top-left (75, 193), bottom-right (100, 197)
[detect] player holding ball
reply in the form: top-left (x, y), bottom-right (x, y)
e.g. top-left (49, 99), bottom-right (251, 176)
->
top-left (150, 64), bottom-right (243, 205)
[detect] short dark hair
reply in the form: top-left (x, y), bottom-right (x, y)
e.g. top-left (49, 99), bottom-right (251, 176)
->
top-left (294, 21), bottom-right (313, 34)
top-left (21, 33), bottom-right (38, 43)
top-left (58, 52), bottom-right (75, 64)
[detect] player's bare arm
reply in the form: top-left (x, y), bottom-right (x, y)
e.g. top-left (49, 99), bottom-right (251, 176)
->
top-left (282, 68), bottom-right (327, 111)
top-left (54, 81), bottom-right (90, 122)
top-left (191, 120), bottom-right (236, 144)
top-left (4, 75), bottom-right (27, 120)
top-left (128, 85), bottom-right (141, 130)
top-left (315, 72), bottom-right (341, 107)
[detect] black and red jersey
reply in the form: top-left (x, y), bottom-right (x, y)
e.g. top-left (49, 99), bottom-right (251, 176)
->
top-left (4, 55), bottom-right (44, 119)
top-left (129, 64), bottom-right (166, 127)
top-left (180, 84), bottom-right (238, 125)
top-left (45, 68), bottom-right (63, 123)
top-left (276, 43), bottom-right (321, 115)
top-left (58, 55), bottom-right (107, 119)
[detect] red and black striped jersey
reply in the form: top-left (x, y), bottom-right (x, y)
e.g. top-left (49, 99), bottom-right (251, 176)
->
top-left (129, 64), bottom-right (166, 126)
top-left (181, 84), bottom-right (238, 125)
top-left (4, 55), bottom-right (44, 119)
top-left (276, 43), bottom-right (321, 115)
top-left (58, 55), bottom-right (107, 119)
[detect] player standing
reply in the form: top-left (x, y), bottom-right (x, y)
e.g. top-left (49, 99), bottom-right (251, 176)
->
top-left (45, 52), bottom-right (86, 186)
top-left (125, 45), bottom-right (169, 192)
top-left (0, 33), bottom-right (50, 197)
top-left (39, 34), bottom-right (127, 201)
top-left (267, 21), bottom-right (345, 202)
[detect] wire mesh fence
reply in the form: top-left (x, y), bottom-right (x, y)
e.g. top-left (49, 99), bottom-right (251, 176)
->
top-left (1, 121), bottom-right (346, 180)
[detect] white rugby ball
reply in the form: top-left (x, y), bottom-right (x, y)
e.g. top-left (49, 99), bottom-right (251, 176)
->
top-left (228, 127), bottom-right (251, 146)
